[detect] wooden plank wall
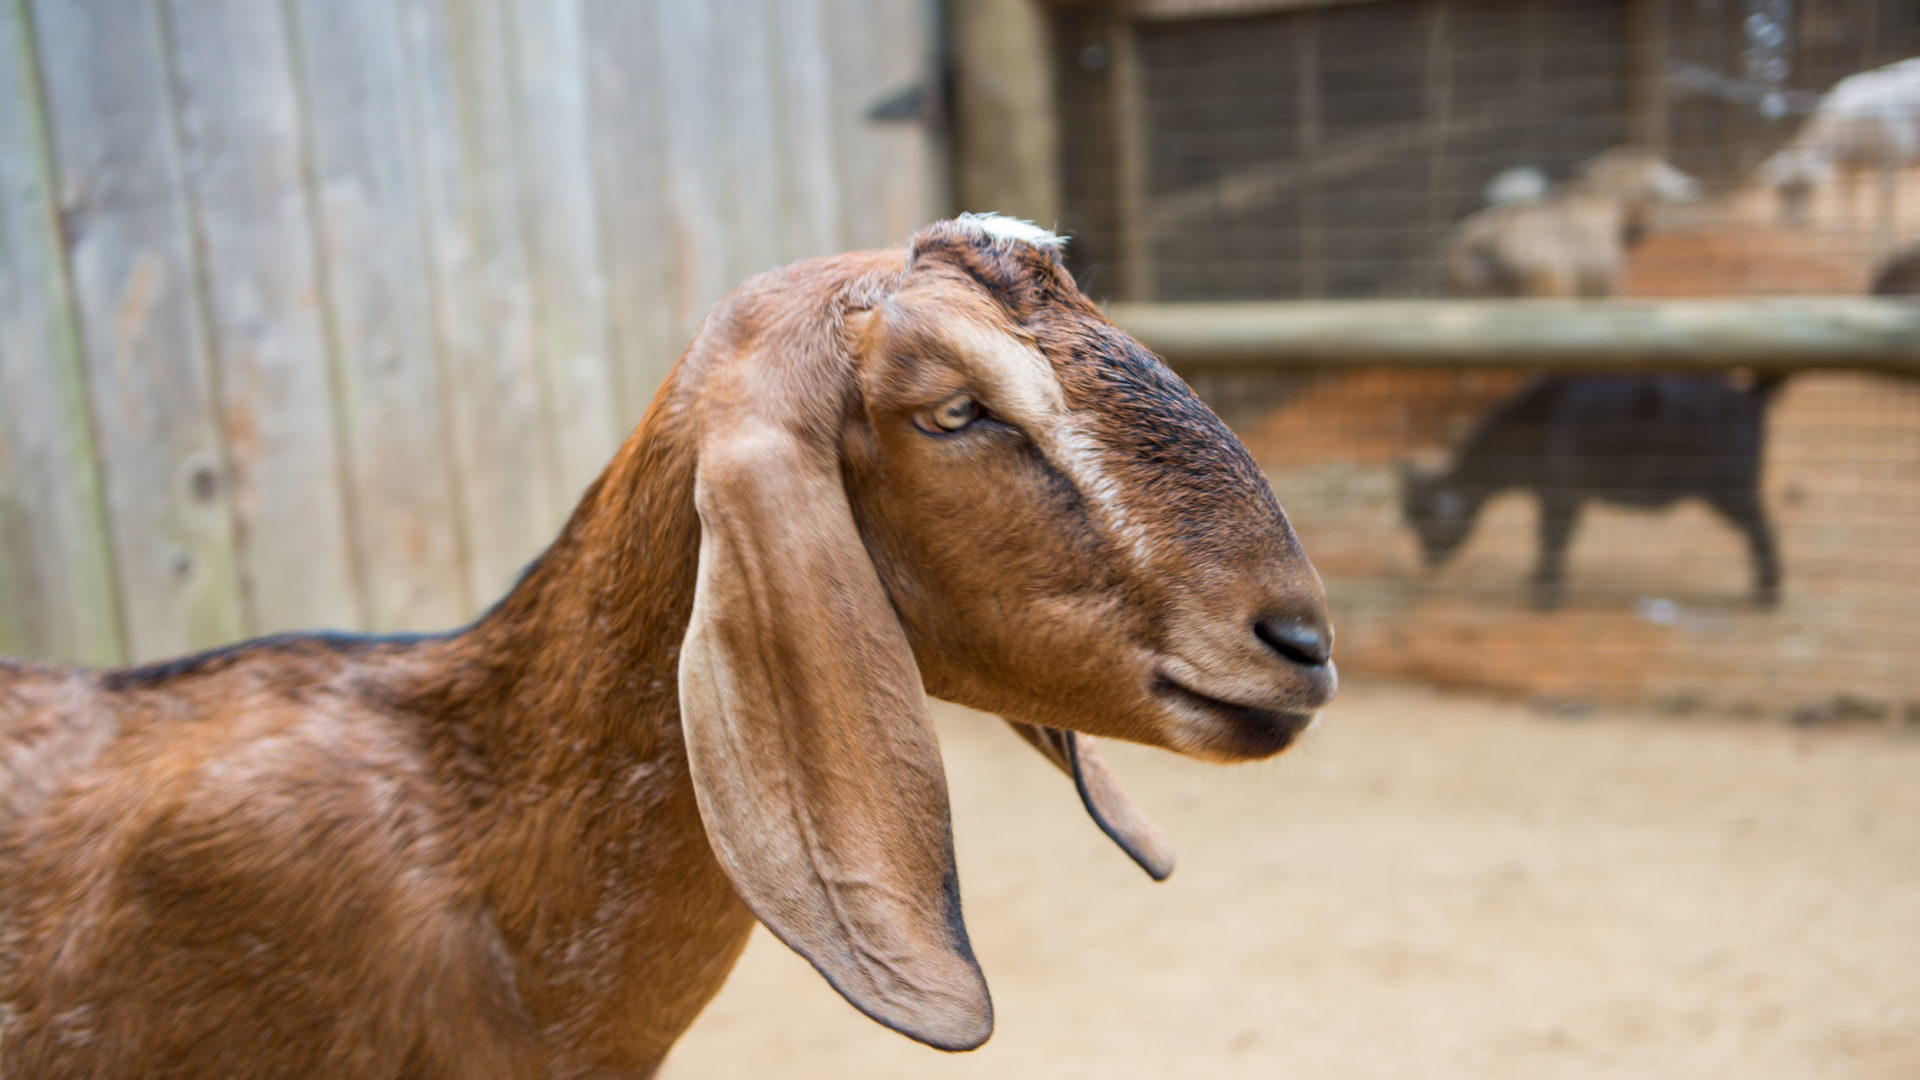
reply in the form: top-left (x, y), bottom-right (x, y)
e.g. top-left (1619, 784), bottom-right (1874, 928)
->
top-left (0, 0), bottom-right (939, 664)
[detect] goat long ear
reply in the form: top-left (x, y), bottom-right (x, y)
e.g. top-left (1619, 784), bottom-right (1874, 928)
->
top-left (678, 302), bottom-right (991, 1053)
top-left (1006, 722), bottom-right (1175, 881)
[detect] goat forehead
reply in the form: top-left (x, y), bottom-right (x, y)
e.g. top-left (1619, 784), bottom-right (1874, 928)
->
top-left (934, 311), bottom-right (1280, 565)
top-left (1043, 320), bottom-right (1281, 535)
top-left (939, 317), bottom-right (1067, 418)
top-left (895, 232), bottom-right (1283, 546)
top-left (949, 315), bottom-right (1253, 489)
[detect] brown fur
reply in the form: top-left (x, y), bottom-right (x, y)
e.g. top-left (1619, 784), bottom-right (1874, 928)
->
top-left (0, 220), bottom-right (1332, 1076)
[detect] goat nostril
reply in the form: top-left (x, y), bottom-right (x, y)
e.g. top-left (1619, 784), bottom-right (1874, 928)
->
top-left (1255, 617), bottom-right (1332, 667)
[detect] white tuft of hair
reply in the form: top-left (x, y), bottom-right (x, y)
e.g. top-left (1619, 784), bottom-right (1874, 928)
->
top-left (1483, 166), bottom-right (1550, 207)
top-left (953, 211), bottom-right (1068, 250)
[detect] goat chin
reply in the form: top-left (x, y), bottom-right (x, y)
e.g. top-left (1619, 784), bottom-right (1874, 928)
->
top-left (0, 214), bottom-right (1334, 1075)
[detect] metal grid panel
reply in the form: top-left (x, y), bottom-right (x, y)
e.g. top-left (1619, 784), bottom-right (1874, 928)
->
top-left (1056, 0), bottom-right (1920, 300)
top-left (1053, 0), bottom-right (1920, 718)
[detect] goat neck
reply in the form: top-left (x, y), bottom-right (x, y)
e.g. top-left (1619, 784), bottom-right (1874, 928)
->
top-left (401, 387), bottom-right (752, 1067)
top-left (447, 403), bottom-right (701, 757)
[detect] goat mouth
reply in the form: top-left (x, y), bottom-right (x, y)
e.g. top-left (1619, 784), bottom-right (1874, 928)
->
top-left (1153, 675), bottom-right (1317, 759)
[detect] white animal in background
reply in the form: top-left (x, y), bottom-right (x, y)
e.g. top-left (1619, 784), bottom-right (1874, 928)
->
top-left (1759, 56), bottom-right (1920, 225)
top-left (1443, 148), bottom-right (1700, 297)
top-left (1483, 165), bottom-right (1551, 207)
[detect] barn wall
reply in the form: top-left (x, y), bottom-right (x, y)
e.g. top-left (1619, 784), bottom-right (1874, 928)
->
top-left (0, 0), bottom-right (940, 663)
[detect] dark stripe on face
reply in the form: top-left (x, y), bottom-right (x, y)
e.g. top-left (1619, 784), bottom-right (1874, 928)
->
top-left (1058, 327), bottom-right (1285, 554)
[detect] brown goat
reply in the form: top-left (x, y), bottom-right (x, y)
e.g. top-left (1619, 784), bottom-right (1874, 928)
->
top-left (0, 215), bottom-right (1334, 1076)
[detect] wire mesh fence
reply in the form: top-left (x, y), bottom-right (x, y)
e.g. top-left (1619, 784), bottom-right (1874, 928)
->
top-left (1187, 363), bottom-right (1920, 720)
top-left (1053, 0), bottom-right (1920, 301)
top-left (1044, 0), bottom-right (1920, 719)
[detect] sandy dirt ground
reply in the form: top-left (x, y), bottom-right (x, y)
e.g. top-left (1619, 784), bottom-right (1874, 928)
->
top-left (662, 680), bottom-right (1920, 1079)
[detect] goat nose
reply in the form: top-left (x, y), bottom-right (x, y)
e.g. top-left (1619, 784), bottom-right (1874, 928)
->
top-left (1254, 616), bottom-right (1332, 668)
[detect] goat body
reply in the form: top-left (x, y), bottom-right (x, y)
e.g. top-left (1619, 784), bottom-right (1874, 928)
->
top-left (1760, 56), bottom-right (1920, 223)
top-left (2, 436), bottom-right (744, 1076)
top-left (1443, 192), bottom-right (1636, 297)
top-left (1401, 375), bottom-right (1783, 610)
top-left (0, 217), bottom-right (1335, 1076)
top-left (1871, 244), bottom-right (1920, 294)
top-left (1442, 148), bottom-right (1700, 298)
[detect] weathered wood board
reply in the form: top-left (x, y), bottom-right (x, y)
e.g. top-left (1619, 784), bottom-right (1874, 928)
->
top-left (3, 0), bottom-right (938, 662)
top-left (0, 0), bottom-right (122, 664)
top-left (30, 0), bottom-right (247, 660)
top-left (289, 0), bottom-right (473, 632)
top-left (161, 0), bottom-right (362, 635)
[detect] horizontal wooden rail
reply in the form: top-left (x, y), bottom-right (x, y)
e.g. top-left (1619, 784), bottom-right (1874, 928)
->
top-left (1104, 299), bottom-right (1920, 372)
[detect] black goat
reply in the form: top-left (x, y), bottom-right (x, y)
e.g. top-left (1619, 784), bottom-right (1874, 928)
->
top-left (1870, 246), bottom-right (1920, 295)
top-left (1400, 374), bottom-right (1784, 610)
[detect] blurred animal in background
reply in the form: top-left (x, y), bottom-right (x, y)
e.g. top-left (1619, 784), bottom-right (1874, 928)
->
top-left (0, 215), bottom-right (1337, 1076)
top-left (1870, 244), bottom-right (1920, 294)
top-left (1432, 150), bottom-right (1783, 611)
top-left (1400, 374), bottom-right (1785, 611)
top-left (1442, 147), bottom-right (1701, 298)
top-left (1758, 57), bottom-right (1920, 227)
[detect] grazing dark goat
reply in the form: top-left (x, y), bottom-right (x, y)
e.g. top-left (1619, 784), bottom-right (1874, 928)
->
top-left (1400, 374), bottom-right (1784, 610)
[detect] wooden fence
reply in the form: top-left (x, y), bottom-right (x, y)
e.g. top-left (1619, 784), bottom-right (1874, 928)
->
top-left (0, 0), bottom-right (939, 665)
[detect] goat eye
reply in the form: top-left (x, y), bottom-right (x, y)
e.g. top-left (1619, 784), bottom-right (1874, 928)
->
top-left (918, 395), bottom-right (981, 434)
